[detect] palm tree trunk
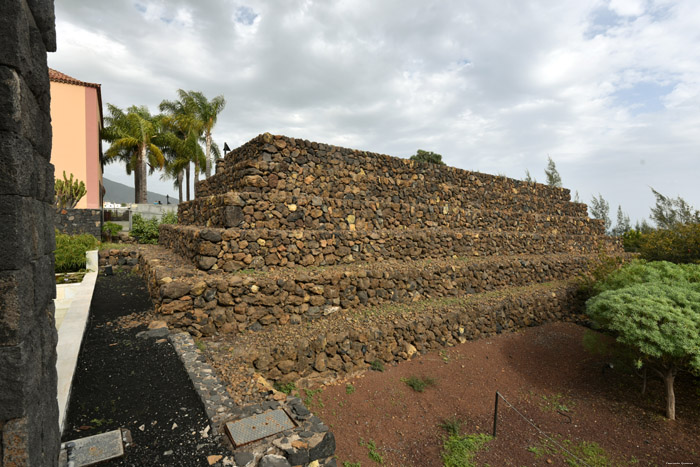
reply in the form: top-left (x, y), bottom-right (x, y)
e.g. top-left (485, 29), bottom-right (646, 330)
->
top-left (205, 131), bottom-right (212, 178)
top-left (137, 146), bottom-right (148, 204)
top-left (193, 158), bottom-right (199, 199)
top-left (185, 164), bottom-right (191, 202)
top-left (177, 170), bottom-right (183, 203)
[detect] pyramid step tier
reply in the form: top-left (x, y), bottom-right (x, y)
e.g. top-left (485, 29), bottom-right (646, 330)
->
top-left (200, 133), bottom-right (573, 208)
top-left (206, 280), bottom-right (583, 385)
top-left (160, 224), bottom-right (618, 272)
top-left (131, 245), bottom-right (596, 336)
top-left (178, 191), bottom-right (600, 234)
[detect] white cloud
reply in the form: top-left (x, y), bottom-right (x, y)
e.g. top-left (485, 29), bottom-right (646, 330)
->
top-left (48, 0), bottom-right (700, 223)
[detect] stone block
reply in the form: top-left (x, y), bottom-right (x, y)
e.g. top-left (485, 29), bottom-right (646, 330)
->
top-left (0, 345), bottom-right (26, 420)
top-left (0, 131), bottom-right (47, 199)
top-left (25, 0), bottom-right (57, 52)
top-left (0, 1), bottom-right (51, 110)
top-left (0, 67), bottom-right (51, 156)
top-left (31, 254), bottom-right (55, 312)
top-left (0, 267), bottom-right (34, 346)
top-left (0, 195), bottom-right (47, 269)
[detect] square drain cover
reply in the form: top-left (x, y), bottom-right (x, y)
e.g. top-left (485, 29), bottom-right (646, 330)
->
top-left (225, 409), bottom-right (296, 447)
top-left (60, 429), bottom-right (125, 466)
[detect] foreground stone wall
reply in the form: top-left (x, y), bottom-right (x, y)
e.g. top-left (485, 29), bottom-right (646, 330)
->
top-left (55, 208), bottom-right (102, 237)
top-left (102, 246), bottom-right (592, 337)
top-left (161, 224), bottom-right (614, 273)
top-left (0, 0), bottom-right (60, 465)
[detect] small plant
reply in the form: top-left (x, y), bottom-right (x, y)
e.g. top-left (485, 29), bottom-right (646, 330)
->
top-left (55, 231), bottom-right (99, 273)
top-left (194, 339), bottom-right (206, 351)
top-left (440, 349), bottom-right (450, 364)
top-left (303, 388), bottom-right (324, 409)
top-left (360, 439), bottom-right (383, 464)
top-left (345, 383), bottom-right (355, 395)
top-left (342, 462), bottom-right (361, 467)
top-left (370, 360), bottom-right (385, 372)
top-left (102, 222), bottom-right (123, 242)
top-left (55, 171), bottom-right (86, 209)
top-left (401, 375), bottom-right (436, 392)
top-left (441, 433), bottom-right (492, 467)
top-left (529, 437), bottom-right (614, 467)
top-left (439, 416), bottom-right (463, 436)
top-left (273, 381), bottom-right (296, 395)
top-left (540, 393), bottom-right (575, 413)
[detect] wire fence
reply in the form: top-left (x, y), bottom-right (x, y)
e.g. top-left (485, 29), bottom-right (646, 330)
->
top-left (493, 390), bottom-right (593, 467)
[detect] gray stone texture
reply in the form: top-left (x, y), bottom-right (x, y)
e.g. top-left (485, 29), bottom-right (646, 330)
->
top-left (55, 208), bottom-right (102, 238)
top-left (0, 0), bottom-right (59, 465)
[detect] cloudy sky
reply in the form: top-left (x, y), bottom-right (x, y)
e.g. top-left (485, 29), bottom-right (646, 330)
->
top-left (48, 0), bottom-right (700, 225)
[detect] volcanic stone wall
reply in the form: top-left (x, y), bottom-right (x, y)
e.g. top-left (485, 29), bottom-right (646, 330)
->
top-left (152, 133), bottom-right (617, 341)
top-left (55, 208), bottom-right (102, 238)
top-left (0, 0), bottom-right (60, 465)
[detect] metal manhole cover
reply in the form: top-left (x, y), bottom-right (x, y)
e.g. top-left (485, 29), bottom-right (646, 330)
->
top-left (225, 409), bottom-right (296, 447)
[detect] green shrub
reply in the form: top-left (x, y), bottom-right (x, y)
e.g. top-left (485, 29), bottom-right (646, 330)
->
top-left (370, 360), bottom-right (385, 372)
top-left (401, 375), bottom-right (436, 392)
top-left (622, 229), bottom-right (643, 252)
top-left (131, 214), bottom-right (161, 244)
top-left (55, 231), bottom-right (98, 273)
top-left (161, 211), bottom-right (178, 224)
top-left (102, 221), bottom-right (123, 241)
top-left (635, 223), bottom-right (700, 264)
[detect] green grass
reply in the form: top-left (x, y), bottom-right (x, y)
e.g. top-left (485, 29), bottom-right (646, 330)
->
top-left (401, 375), bottom-right (437, 392)
top-left (360, 439), bottom-right (384, 464)
top-left (540, 393), bottom-right (575, 413)
top-left (303, 388), bottom-right (324, 409)
top-left (273, 381), bottom-right (297, 395)
top-left (441, 433), bottom-right (492, 467)
top-left (370, 360), bottom-right (385, 372)
top-left (342, 462), bottom-right (361, 467)
top-left (346, 383), bottom-right (356, 394)
top-left (528, 437), bottom-right (616, 467)
top-left (438, 416), bottom-right (463, 436)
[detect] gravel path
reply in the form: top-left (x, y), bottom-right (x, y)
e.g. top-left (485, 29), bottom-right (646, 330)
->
top-left (61, 272), bottom-right (228, 466)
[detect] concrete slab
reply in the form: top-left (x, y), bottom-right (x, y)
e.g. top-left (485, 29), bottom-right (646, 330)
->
top-left (59, 429), bottom-right (127, 466)
top-left (55, 250), bottom-right (99, 433)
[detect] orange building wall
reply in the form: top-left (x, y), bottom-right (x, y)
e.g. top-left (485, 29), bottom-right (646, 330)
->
top-left (50, 81), bottom-right (102, 209)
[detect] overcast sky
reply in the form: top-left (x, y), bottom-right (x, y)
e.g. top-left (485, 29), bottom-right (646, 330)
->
top-left (48, 0), bottom-right (700, 225)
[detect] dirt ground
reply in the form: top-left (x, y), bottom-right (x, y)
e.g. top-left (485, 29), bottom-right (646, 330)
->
top-left (304, 322), bottom-right (700, 466)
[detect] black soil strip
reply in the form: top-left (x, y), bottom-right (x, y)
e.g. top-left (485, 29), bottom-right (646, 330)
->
top-left (61, 272), bottom-right (227, 466)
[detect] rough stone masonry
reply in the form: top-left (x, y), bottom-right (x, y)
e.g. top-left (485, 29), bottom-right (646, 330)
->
top-left (0, 0), bottom-right (60, 465)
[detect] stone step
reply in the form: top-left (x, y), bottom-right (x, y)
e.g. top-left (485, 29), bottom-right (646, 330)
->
top-left (199, 134), bottom-right (573, 210)
top-left (203, 280), bottom-right (583, 386)
top-left (131, 245), bottom-right (595, 337)
top-left (160, 224), bottom-right (618, 272)
top-left (178, 190), bottom-right (600, 234)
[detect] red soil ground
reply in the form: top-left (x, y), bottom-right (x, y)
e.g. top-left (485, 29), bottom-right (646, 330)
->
top-left (309, 322), bottom-right (699, 466)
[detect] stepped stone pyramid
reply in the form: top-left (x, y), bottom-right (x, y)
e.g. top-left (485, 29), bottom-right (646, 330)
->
top-left (150, 132), bottom-right (618, 383)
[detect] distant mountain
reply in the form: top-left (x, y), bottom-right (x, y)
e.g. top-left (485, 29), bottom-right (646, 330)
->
top-left (103, 178), bottom-right (179, 205)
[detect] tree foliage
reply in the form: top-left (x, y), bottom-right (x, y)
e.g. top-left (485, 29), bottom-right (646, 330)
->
top-left (610, 205), bottom-right (631, 237)
top-left (589, 194), bottom-right (611, 233)
top-left (101, 104), bottom-right (167, 204)
top-left (650, 188), bottom-right (700, 229)
top-left (544, 156), bottom-right (562, 187)
top-left (624, 223), bottom-right (700, 263)
top-left (586, 260), bottom-right (700, 419)
top-left (410, 149), bottom-right (445, 165)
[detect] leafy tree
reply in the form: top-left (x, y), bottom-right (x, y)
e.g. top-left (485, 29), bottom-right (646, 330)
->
top-left (586, 260), bottom-right (700, 420)
top-left (637, 223), bottom-right (700, 264)
top-left (610, 205), bottom-right (631, 237)
top-left (410, 149), bottom-right (445, 165)
top-left (649, 188), bottom-right (700, 229)
top-left (634, 219), bottom-right (654, 233)
top-left (589, 194), bottom-right (611, 233)
top-left (102, 104), bottom-right (166, 204)
top-left (544, 156), bottom-right (562, 187)
top-left (524, 169), bottom-right (536, 184)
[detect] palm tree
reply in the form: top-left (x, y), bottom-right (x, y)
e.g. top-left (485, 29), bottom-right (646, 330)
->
top-left (159, 114), bottom-right (205, 202)
top-left (160, 91), bottom-right (208, 196)
top-left (189, 91), bottom-right (226, 178)
top-left (102, 104), bottom-right (166, 203)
